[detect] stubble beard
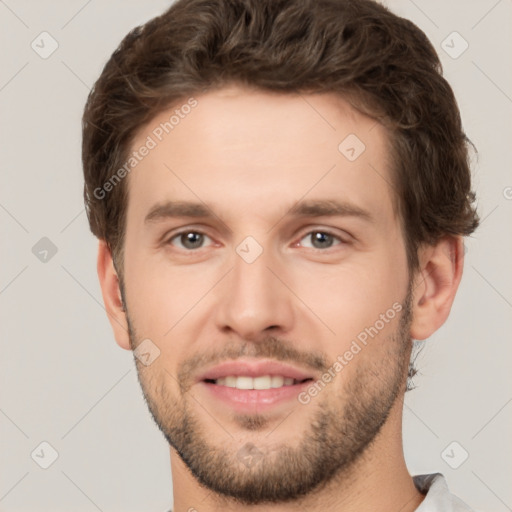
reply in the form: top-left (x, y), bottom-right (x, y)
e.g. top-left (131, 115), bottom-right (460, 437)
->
top-left (127, 290), bottom-right (413, 505)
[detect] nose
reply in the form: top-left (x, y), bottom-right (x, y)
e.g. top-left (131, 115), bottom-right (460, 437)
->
top-left (214, 242), bottom-right (295, 340)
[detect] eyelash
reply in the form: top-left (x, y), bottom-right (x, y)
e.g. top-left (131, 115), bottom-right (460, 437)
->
top-left (164, 228), bottom-right (348, 252)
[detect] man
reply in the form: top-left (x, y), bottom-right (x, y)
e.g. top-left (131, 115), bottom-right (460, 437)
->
top-left (82, 0), bottom-right (479, 510)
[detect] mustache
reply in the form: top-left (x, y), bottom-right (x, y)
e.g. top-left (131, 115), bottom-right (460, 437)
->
top-left (177, 336), bottom-right (329, 390)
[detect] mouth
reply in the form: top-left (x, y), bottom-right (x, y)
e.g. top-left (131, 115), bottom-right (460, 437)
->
top-left (196, 359), bottom-right (315, 412)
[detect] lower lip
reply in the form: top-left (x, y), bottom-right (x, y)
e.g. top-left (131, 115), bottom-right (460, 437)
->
top-left (199, 380), bottom-right (311, 413)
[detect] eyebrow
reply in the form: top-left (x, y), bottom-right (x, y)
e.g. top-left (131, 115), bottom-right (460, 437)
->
top-left (144, 199), bottom-right (374, 224)
top-left (288, 199), bottom-right (373, 222)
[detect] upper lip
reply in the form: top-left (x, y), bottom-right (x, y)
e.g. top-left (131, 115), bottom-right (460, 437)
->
top-left (196, 359), bottom-right (315, 383)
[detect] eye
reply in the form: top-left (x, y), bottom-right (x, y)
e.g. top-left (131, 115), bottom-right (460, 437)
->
top-left (165, 229), bottom-right (346, 252)
top-left (298, 230), bottom-right (344, 250)
top-left (167, 230), bottom-right (213, 250)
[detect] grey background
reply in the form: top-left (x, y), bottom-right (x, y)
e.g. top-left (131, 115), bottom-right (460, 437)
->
top-left (0, 1), bottom-right (511, 511)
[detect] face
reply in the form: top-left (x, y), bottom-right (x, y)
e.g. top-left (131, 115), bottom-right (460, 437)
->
top-left (121, 86), bottom-right (412, 504)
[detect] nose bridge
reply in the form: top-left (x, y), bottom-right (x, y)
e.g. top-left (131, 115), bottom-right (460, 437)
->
top-left (215, 238), bottom-right (293, 337)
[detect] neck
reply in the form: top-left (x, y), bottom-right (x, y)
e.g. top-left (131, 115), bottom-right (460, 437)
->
top-left (168, 397), bottom-right (425, 512)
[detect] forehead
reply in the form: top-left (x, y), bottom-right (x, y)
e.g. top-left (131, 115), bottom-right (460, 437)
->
top-left (126, 86), bottom-right (396, 228)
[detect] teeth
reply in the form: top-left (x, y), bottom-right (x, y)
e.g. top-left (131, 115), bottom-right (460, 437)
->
top-left (213, 375), bottom-right (299, 390)
top-left (236, 376), bottom-right (253, 390)
top-left (271, 375), bottom-right (284, 388)
top-left (225, 376), bottom-right (237, 387)
top-left (254, 375), bottom-right (272, 389)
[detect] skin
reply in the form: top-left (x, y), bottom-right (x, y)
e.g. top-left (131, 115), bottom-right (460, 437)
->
top-left (97, 85), bottom-right (464, 512)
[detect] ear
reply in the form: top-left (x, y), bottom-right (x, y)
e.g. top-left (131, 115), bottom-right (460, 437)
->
top-left (97, 240), bottom-right (131, 350)
top-left (410, 236), bottom-right (465, 340)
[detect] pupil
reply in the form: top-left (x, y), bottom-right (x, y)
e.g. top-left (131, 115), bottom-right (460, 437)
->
top-left (183, 232), bottom-right (203, 249)
top-left (312, 232), bottom-right (332, 249)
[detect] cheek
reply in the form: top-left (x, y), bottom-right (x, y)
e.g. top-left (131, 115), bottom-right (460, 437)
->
top-left (300, 271), bottom-right (408, 398)
top-left (291, 257), bottom-right (406, 342)
top-left (124, 251), bottom-right (213, 338)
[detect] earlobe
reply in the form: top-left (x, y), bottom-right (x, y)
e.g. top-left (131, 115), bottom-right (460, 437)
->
top-left (96, 241), bottom-right (131, 351)
top-left (409, 236), bottom-right (465, 340)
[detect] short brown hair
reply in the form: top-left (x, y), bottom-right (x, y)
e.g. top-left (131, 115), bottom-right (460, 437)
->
top-left (82, 0), bottom-right (479, 272)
